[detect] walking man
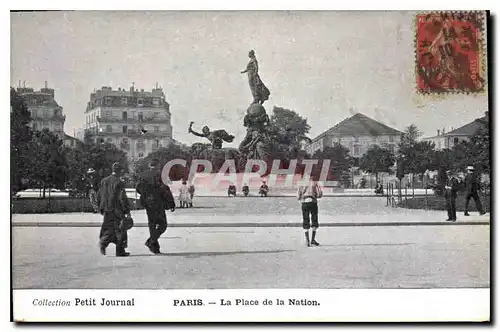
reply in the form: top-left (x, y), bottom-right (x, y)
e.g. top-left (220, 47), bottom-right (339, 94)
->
top-left (464, 165), bottom-right (485, 216)
top-left (297, 178), bottom-right (323, 247)
top-left (97, 162), bottom-right (131, 257)
top-left (136, 158), bottom-right (176, 254)
top-left (444, 170), bottom-right (459, 221)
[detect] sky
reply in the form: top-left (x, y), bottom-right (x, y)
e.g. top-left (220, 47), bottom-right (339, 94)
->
top-left (10, 11), bottom-right (488, 147)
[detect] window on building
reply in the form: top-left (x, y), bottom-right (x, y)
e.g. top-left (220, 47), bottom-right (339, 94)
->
top-left (106, 125), bottom-right (112, 132)
top-left (154, 112), bottom-right (161, 119)
top-left (389, 145), bottom-right (395, 153)
top-left (453, 137), bottom-right (459, 145)
top-left (354, 136), bottom-right (359, 143)
top-left (32, 122), bottom-right (37, 131)
top-left (31, 110), bottom-right (37, 117)
top-left (122, 111), bottom-right (128, 121)
top-left (152, 98), bottom-right (159, 105)
top-left (137, 98), bottom-right (144, 106)
top-left (54, 123), bottom-right (61, 131)
top-left (138, 112), bottom-right (143, 121)
top-left (107, 138), bottom-right (113, 143)
top-left (122, 125), bottom-right (128, 134)
top-left (105, 97), bottom-right (112, 105)
top-left (121, 97), bottom-right (127, 105)
top-left (123, 138), bottom-right (129, 144)
top-left (138, 152), bottom-right (144, 158)
top-left (44, 110), bottom-right (49, 118)
top-left (105, 110), bottom-right (112, 117)
top-left (389, 136), bottom-right (394, 142)
top-left (154, 126), bottom-right (160, 132)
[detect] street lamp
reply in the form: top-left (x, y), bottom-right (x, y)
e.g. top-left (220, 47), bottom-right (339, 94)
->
top-left (396, 153), bottom-right (406, 201)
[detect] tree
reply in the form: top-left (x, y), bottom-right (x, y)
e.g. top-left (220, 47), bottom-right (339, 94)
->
top-left (268, 106), bottom-right (312, 159)
top-left (468, 120), bottom-right (490, 174)
top-left (359, 145), bottom-right (395, 182)
top-left (398, 124), bottom-right (421, 152)
top-left (135, 143), bottom-right (192, 181)
top-left (10, 88), bottom-right (33, 195)
top-left (30, 129), bottom-right (68, 198)
top-left (312, 143), bottom-right (352, 182)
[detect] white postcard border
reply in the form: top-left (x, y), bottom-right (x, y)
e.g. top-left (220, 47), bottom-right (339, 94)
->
top-left (13, 288), bottom-right (489, 322)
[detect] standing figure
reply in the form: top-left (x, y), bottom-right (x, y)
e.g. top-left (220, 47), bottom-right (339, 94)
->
top-left (241, 50), bottom-right (271, 105)
top-left (444, 170), bottom-right (460, 221)
top-left (188, 122), bottom-right (235, 150)
top-left (188, 183), bottom-right (195, 207)
top-left (136, 158), bottom-right (176, 254)
top-left (97, 162), bottom-right (132, 257)
top-left (178, 180), bottom-right (191, 208)
top-left (297, 179), bottom-right (323, 247)
top-left (464, 165), bottom-right (486, 216)
top-left (86, 168), bottom-right (100, 213)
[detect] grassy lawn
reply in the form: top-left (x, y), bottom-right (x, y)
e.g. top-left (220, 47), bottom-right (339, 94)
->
top-left (399, 194), bottom-right (490, 212)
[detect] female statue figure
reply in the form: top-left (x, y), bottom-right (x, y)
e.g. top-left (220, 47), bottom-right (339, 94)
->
top-left (241, 50), bottom-right (271, 105)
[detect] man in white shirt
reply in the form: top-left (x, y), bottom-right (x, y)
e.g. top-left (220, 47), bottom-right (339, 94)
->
top-left (297, 179), bottom-right (323, 247)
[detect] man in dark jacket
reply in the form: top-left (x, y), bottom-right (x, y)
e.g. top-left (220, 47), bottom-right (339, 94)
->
top-left (464, 165), bottom-right (485, 216)
top-left (444, 170), bottom-right (460, 221)
top-left (136, 158), bottom-right (175, 254)
top-left (97, 162), bottom-right (131, 257)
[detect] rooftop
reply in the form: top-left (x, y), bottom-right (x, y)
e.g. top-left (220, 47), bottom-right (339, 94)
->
top-left (311, 113), bottom-right (402, 143)
top-left (91, 85), bottom-right (166, 100)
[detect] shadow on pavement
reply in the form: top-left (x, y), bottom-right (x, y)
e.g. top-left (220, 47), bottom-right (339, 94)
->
top-left (129, 249), bottom-right (295, 258)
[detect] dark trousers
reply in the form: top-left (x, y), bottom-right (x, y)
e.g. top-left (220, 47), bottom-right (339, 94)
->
top-left (445, 195), bottom-right (457, 220)
top-left (145, 206), bottom-right (167, 250)
top-left (302, 202), bottom-right (319, 230)
top-left (99, 212), bottom-right (128, 253)
top-left (465, 192), bottom-right (484, 214)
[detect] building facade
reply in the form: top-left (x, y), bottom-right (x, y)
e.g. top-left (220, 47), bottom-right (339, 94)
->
top-left (16, 83), bottom-right (66, 137)
top-left (423, 112), bottom-right (488, 150)
top-left (84, 85), bottom-right (173, 165)
top-left (306, 113), bottom-right (402, 160)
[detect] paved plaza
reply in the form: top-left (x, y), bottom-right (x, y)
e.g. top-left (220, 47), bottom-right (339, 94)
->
top-left (12, 196), bottom-right (490, 227)
top-left (13, 225), bottom-right (489, 289)
top-left (12, 197), bottom-right (490, 289)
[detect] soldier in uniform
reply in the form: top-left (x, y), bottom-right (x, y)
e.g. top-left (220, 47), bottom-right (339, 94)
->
top-left (464, 165), bottom-right (485, 216)
top-left (136, 158), bottom-right (175, 254)
top-left (97, 162), bottom-right (131, 257)
top-left (444, 170), bottom-right (460, 221)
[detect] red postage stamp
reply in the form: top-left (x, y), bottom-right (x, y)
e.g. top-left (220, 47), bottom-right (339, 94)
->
top-left (415, 11), bottom-right (486, 94)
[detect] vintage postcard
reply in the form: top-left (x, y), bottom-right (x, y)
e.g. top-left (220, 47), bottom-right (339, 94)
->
top-left (10, 10), bottom-right (490, 322)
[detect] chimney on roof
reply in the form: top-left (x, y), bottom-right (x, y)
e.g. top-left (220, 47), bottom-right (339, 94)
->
top-left (18, 80), bottom-right (21, 88)
top-left (130, 82), bottom-right (135, 93)
top-left (437, 129), bottom-right (440, 136)
top-left (442, 127), bottom-right (445, 134)
top-left (44, 81), bottom-right (48, 89)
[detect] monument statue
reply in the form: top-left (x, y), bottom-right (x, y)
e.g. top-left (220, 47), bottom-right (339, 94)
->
top-left (241, 50), bottom-right (271, 105)
top-left (188, 122), bottom-right (240, 167)
top-left (188, 122), bottom-right (235, 149)
top-left (238, 103), bottom-right (271, 161)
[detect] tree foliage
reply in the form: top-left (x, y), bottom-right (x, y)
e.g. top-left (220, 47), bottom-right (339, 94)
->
top-left (10, 88), bottom-right (33, 195)
top-left (359, 145), bottom-right (395, 181)
top-left (29, 129), bottom-right (68, 197)
top-left (312, 143), bottom-right (352, 181)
